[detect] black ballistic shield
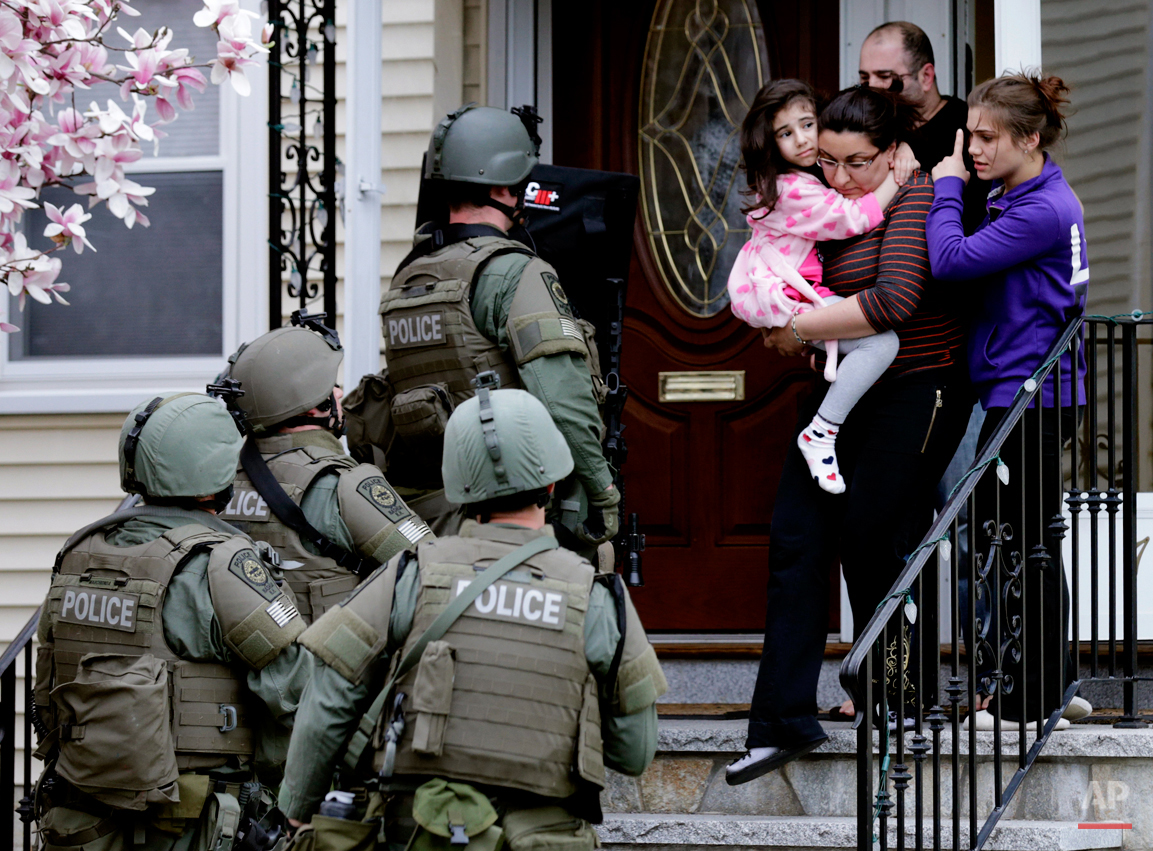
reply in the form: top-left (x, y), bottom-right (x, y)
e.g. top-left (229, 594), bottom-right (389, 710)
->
top-left (415, 162), bottom-right (638, 366)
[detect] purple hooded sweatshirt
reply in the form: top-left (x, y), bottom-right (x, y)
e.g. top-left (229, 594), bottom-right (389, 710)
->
top-left (926, 154), bottom-right (1087, 409)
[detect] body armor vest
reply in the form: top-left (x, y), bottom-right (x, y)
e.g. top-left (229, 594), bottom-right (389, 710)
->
top-left (222, 442), bottom-right (360, 623)
top-left (380, 237), bottom-right (529, 490)
top-left (377, 535), bottom-right (605, 798)
top-left (383, 236), bottom-right (529, 401)
top-left (41, 523), bottom-right (259, 808)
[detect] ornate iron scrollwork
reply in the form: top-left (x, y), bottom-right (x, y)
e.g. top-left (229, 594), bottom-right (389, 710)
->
top-left (267, 0), bottom-right (337, 326)
top-left (638, 0), bottom-right (768, 318)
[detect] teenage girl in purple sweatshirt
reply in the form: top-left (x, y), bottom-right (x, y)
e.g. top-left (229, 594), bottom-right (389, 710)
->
top-left (926, 72), bottom-right (1086, 730)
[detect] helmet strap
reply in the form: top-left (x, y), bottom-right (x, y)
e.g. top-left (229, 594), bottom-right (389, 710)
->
top-left (276, 392), bottom-right (345, 437)
top-left (481, 195), bottom-right (527, 227)
top-left (123, 396), bottom-right (164, 492)
top-left (328, 390), bottom-right (347, 438)
top-left (475, 384), bottom-right (510, 488)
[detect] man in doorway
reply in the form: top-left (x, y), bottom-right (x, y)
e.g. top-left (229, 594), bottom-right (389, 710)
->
top-left (859, 19), bottom-right (988, 718)
top-left (859, 20), bottom-right (988, 233)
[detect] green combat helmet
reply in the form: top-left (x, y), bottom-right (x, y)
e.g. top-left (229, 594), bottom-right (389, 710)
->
top-left (226, 317), bottom-right (344, 434)
top-left (425, 103), bottom-right (539, 187)
top-left (119, 393), bottom-right (243, 498)
top-left (442, 386), bottom-right (573, 504)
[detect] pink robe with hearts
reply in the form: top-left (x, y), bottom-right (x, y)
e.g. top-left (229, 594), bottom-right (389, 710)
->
top-left (727, 171), bottom-right (885, 381)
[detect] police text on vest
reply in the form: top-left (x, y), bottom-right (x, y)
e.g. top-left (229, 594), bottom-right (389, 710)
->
top-left (454, 578), bottom-right (567, 630)
top-left (221, 488), bottom-right (270, 520)
top-left (59, 588), bottom-right (140, 632)
top-left (388, 310), bottom-right (446, 349)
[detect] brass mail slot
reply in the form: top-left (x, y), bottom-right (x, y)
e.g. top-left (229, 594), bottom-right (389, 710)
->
top-left (658, 370), bottom-right (746, 403)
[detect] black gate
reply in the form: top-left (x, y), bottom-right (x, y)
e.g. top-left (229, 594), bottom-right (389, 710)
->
top-left (844, 313), bottom-right (1152, 850)
top-left (267, 0), bottom-right (338, 326)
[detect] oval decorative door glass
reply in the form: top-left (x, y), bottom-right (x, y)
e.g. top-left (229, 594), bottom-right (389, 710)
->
top-left (638, 0), bottom-right (769, 318)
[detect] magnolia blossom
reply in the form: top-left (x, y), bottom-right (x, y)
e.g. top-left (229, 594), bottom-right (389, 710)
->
top-left (4, 232), bottom-right (68, 310)
top-left (43, 202), bottom-right (93, 253)
top-left (0, 0), bottom-right (271, 332)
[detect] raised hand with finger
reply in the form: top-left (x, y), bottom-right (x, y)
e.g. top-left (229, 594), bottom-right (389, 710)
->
top-left (931, 129), bottom-right (970, 184)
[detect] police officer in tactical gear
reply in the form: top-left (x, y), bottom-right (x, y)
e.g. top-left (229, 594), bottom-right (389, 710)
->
top-left (219, 316), bottom-right (434, 624)
top-left (371, 103), bottom-right (619, 555)
top-left (278, 387), bottom-right (665, 850)
top-left (33, 393), bottom-right (310, 851)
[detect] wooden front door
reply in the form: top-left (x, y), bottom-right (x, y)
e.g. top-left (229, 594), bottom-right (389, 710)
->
top-left (552, 0), bottom-right (841, 631)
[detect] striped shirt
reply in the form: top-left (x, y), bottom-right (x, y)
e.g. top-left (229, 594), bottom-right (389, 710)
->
top-left (821, 171), bottom-right (963, 377)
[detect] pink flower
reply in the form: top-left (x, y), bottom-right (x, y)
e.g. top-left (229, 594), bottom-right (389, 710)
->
top-left (194, 0), bottom-right (243, 30)
top-left (4, 233), bottom-right (68, 310)
top-left (210, 43), bottom-right (256, 96)
top-left (43, 201), bottom-right (94, 253)
top-left (0, 159), bottom-right (38, 214)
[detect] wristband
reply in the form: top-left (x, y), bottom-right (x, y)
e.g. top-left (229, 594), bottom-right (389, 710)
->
top-left (791, 313), bottom-right (809, 346)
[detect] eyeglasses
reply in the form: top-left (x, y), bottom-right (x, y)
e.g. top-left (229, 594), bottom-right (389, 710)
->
top-left (816, 154), bottom-right (879, 172)
top-left (858, 69), bottom-right (921, 93)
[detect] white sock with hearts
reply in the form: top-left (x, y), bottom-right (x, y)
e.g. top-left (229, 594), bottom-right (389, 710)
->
top-left (797, 413), bottom-right (845, 494)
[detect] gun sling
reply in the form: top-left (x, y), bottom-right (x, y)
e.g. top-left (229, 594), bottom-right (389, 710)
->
top-left (239, 437), bottom-right (376, 577)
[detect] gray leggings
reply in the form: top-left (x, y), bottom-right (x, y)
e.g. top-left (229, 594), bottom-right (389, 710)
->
top-left (810, 294), bottom-right (900, 424)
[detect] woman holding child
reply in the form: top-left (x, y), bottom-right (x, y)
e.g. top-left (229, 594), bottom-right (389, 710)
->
top-left (728, 70), bottom-right (1087, 783)
top-left (726, 82), bottom-right (971, 785)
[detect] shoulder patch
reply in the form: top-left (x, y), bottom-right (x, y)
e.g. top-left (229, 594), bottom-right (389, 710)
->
top-left (541, 271), bottom-right (573, 318)
top-left (356, 476), bottom-right (411, 523)
top-left (228, 549), bottom-right (282, 602)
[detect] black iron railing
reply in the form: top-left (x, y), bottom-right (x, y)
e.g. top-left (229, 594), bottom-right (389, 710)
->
top-left (267, 0), bottom-right (338, 327)
top-left (842, 312), bottom-right (1152, 850)
top-left (1, 607), bottom-right (40, 851)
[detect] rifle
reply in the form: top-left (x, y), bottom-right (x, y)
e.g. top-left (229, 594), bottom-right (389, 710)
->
top-left (603, 277), bottom-right (645, 586)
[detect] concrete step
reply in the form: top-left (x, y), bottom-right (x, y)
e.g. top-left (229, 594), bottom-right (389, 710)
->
top-left (597, 814), bottom-right (1126, 851)
top-left (656, 655), bottom-right (1153, 711)
top-left (603, 719), bottom-right (1152, 847)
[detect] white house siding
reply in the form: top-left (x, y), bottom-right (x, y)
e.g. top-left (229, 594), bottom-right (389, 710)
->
top-left (0, 413), bottom-right (124, 787)
top-left (0, 0), bottom-right (463, 793)
top-left (1041, 0), bottom-right (1153, 484)
top-left (381, 0), bottom-right (437, 314)
top-left (463, 0), bottom-right (487, 106)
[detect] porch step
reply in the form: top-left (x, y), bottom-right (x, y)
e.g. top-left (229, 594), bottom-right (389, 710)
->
top-left (656, 655), bottom-right (1153, 710)
top-left (602, 719), bottom-right (1152, 848)
top-left (597, 814), bottom-right (1125, 851)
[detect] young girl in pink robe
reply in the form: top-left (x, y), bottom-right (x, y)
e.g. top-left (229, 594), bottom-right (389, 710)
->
top-left (728, 80), bottom-right (910, 493)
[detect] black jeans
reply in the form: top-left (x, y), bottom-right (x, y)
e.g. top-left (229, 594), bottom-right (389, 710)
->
top-left (747, 367), bottom-right (970, 749)
top-left (969, 405), bottom-right (1076, 722)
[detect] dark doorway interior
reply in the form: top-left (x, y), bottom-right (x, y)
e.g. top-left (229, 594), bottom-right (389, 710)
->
top-left (552, 0), bottom-right (842, 632)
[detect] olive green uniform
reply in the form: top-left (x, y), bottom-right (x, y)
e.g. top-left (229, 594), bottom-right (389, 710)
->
top-left (471, 251), bottom-right (611, 497)
top-left (222, 431), bottom-right (433, 623)
top-left (379, 234), bottom-right (612, 543)
top-left (34, 511), bottom-right (312, 851)
top-left (278, 522), bottom-right (662, 831)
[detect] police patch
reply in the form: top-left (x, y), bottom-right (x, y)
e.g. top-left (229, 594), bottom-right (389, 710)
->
top-left (541, 272), bottom-right (573, 317)
top-left (229, 549), bottom-right (282, 602)
top-left (356, 476), bottom-right (411, 523)
top-left (387, 310), bottom-right (447, 350)
top-left (59, 587), bottom-right (140, 633)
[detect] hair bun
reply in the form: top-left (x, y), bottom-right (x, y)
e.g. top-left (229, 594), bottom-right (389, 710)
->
top-left (1031, 73), bottom-right (1071, 123)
